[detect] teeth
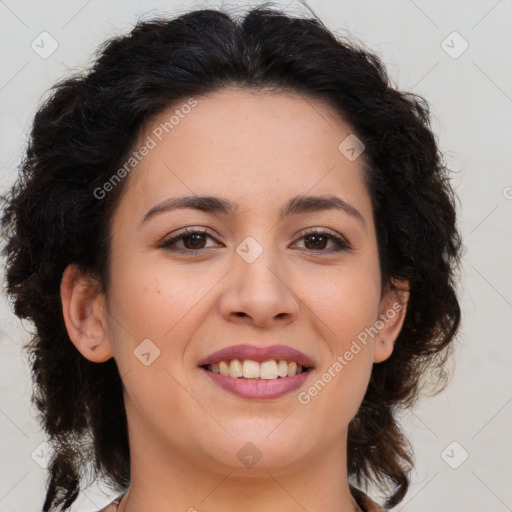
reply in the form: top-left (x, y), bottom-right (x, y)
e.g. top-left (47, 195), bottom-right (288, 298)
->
top-left (277, 360), bottom-right (288, 377)
top-left (219, 361), bottom-right (229, 376)
top-left (206, 359), bottom-right (308, 379)
top-left (242, 359), bottom-right (260, 379)
top-left (260, 360), bottom-right (278, 379)
top-left (229, 359), bottom-right (243, 378)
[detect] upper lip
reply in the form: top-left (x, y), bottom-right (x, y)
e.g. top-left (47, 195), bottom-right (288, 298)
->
top-left (198, 344), bottom-right (315, 368)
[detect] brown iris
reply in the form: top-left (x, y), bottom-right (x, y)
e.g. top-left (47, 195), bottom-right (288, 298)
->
top-left (303, 234), bottom-right (328, 250)
top-left (182, 233), bottom-right (208, 249)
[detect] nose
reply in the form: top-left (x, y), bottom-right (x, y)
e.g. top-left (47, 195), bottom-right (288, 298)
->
top-left (217, 246), bottom-right (300, 329)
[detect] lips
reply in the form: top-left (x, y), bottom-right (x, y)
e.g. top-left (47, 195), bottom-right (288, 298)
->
top-left (197, 344), bottom-right (316, 369)
top-left (198, 344), bottom-right (315, 400)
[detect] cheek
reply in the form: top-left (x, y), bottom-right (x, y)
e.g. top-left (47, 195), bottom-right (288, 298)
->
top-left (105, 259), bottom-right (229, 388)
top-left (107, 258), bottom-right (217, 341)
top-left (296, 264), bottom-right (379, 409)
top-left (304, 262), bottom-right (381, 343)
top-left (105, 265), bottom-right (207, 433)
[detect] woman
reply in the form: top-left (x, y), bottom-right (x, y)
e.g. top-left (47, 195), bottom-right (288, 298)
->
top-left (0, 4), bottom-right (461, 511)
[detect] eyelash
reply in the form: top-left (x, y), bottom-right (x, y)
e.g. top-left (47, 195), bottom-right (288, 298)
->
top-left (159, 227), bottom-right (352, 255)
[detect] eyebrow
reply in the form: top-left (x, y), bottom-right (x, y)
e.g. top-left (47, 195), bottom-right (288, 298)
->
top-left (140, 194), bottom-right (366, 230)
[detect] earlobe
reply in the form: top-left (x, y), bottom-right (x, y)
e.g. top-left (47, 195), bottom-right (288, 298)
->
top-left (60, 263), bottom-right (113, 363)
top-left (373, 279), bottom-right (409, 363)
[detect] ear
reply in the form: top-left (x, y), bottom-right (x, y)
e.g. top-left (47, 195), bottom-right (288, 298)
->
top-left (60, 263), bottom-right (113, 363)
top-left (373, 279), bottom-right (409, 363)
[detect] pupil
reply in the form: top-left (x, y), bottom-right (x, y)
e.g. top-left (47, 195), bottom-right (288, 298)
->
top-left (185, 233), bottom-right (205, 249)
top-left (305, 234), bottom-right (326, 250)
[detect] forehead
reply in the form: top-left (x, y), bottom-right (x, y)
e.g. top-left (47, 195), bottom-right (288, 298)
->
top-left (115, 87), bottom-right (372, 224)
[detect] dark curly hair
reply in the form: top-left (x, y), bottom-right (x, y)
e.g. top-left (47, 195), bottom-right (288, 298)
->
top-left (1, 3), bottom-right (461, 511)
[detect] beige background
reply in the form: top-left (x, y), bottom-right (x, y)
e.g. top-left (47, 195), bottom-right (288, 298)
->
top-left (1, 0), bottom-right (511, 510)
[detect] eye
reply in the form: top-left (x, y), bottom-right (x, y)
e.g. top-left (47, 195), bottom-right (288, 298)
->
top-left (159, 227), bottom-right (352, 255)
top-left (292, 229), bottom-right (352, 253)
top-left (159, 228), bottom-right (222, 254)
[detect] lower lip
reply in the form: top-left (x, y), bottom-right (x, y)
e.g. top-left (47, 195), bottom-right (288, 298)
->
top-left (200, 367), bottom-right (313, 399)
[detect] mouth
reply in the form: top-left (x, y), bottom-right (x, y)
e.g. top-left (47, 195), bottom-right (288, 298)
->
top-left (198, 344), bottom-right (315, 399)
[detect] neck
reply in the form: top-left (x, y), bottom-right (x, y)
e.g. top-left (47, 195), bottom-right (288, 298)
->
top-left (117, 420), bottom-right (361, 512)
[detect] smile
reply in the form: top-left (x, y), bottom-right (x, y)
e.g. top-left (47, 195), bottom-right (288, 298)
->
top-left (198, 343), bottom-right (315, 399)
top-left (202, 358), bottom-right (310, 380)
top-left (200, 359), bottom-right (313, 399)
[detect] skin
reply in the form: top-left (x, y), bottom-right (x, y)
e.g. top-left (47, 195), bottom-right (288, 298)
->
top-left (61, 88), bottom-right (408, 512)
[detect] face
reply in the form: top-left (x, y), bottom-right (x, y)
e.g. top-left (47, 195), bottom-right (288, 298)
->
top-left (65, 87), bottom-right (407, 476)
